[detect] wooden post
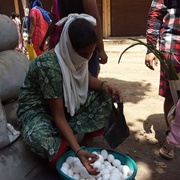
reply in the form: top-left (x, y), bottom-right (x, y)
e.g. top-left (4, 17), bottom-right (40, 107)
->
top-left (102, 0), bottom-right (111, 38)
top-left (14, 0), bottom-right (20, 14)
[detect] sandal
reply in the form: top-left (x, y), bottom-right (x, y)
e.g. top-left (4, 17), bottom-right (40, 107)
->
top-left (159, 140), bottom-right (175, 160)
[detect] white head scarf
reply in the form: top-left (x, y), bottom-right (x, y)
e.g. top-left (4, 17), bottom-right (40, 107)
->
top-left (54, 13), bottom-right (97, 116)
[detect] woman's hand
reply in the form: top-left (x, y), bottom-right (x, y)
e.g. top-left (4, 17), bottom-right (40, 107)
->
top-left (145, 52), bottom-right (158, 70)
top-left (101, 82), bottom-right (123, 103)
top-left (76, 150), bottom-right (100, 176)
top-left (98, 50), bottom-right (108, 64)
top-left (27, 35), bottom-right (33, 44)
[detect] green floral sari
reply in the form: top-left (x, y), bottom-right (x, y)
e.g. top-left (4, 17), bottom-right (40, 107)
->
top-left (17, 52), bottom-right (112, 161)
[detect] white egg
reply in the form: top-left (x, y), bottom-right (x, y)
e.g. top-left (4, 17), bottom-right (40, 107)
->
top-left (97, 176), bottom-right (103, 180)
top-left (112, 159), bottom-right (121, 167)
top-left (93, 161), bottom-right (102, 172)
top-left (121, 165), bottom-right (130, 175)
top-left (80, 178), bottom-right (86, 180)
top-left (97, 154), bottom-right (104, 164)
top-left (60, 166), bottom-right (68, 175)
top-left (106, 165), bottom-right (114, 172)
top-left (121, 173), bottom-right (128, 179)
top-left (92, 151), bottom-right (98, 155)
top-left (80, 166), bottom-right (90, 178)
top-left (100, 164), bottom-right (105, 170)
top-left (73, 173), bottom-right (80, 180)
top-left (73, 160), bottom-right (82, 168)
top-left (104, 161), bottom-right (111, 167)
top-left (127, 170), bottom-right (134, 177)
top-left (73, 157), bottom-right (81, 164)
top-left (111, 168), bottom-right (119, 174)
top-left (67, 169), bottom-right (74, 177)
top-left (73, 164), bottom-right (81, 174)
top-left (62, 162), bottom-right (70, 169)
top-left (117, 165), bottom-right (123, 172)
top-left (109, 176), bottom-right (118, 180)
top-left (101, 150), bottom-right (108, 160)
top-left (107, 154), bottom-right (114, 163)
top-left (102, 173), bottom-right (110, 180)
top-left (101, 168), bottom-right (110, 174)
top-left (66, 156), bottom-right (74, 166)
top-left (111, 172), bottom-right (122, 179)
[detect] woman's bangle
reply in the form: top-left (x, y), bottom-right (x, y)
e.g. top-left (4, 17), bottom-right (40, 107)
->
top-left (74, 146), bottom-right (86, 157)
top-left (100, 81), bottom-right (107, 90)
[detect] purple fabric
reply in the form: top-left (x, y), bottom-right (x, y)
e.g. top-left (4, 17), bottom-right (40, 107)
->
top-left (48, 0), bottom-right (62, 49)
top-left (169, 99), bottom-right (180, 145)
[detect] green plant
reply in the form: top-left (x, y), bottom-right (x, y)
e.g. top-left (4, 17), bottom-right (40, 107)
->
top-left (118, 38), bottom-right (179, 80)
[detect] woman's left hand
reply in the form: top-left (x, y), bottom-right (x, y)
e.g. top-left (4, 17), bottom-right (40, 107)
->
top-left (101, 82), bottom-right (123, 103)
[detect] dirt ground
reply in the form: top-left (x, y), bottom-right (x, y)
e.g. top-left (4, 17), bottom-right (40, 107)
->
top-left (94, 37), bottom-right (180, 180)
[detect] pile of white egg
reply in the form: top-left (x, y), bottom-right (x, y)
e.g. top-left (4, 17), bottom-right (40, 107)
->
top-left (60, 149), bottom-right (134, 180)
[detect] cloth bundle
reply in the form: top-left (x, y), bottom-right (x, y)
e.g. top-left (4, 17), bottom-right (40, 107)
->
top-left (0, 98), bottom-right (20, 149)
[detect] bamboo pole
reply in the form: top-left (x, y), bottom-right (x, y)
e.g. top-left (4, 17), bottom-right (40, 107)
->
top-left (14, 0), bottom-right (20, 14)
top-left (102, 0), bottom-right (111, 38)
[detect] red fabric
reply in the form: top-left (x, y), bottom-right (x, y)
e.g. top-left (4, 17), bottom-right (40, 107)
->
top-left (85, 128), bottom-right (104, 138)
top-left (49, 138), bottom-right (67, 170)
top-left (49, 0), bottom-right (62, 48)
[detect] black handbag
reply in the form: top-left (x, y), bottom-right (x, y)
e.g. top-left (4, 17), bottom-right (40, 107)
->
top-left (103, 100), bottom-right (130, 149)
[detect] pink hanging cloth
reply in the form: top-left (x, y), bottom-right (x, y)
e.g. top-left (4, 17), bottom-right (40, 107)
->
top-left (168, 99), bottom-right (180, 145)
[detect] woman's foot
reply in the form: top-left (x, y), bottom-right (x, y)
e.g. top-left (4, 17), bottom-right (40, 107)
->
top-left (159, 140), bottom-right (175, 160)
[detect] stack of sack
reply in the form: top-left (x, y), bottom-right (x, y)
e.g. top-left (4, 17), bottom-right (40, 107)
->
top-left (0, 14), bottom-right (30, 149)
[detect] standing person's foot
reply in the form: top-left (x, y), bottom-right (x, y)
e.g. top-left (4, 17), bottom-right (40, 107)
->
top-left (159, 139), bottom-right (174, 160)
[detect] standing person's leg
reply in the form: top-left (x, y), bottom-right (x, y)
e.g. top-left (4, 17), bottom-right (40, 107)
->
top-left (159, 53), bottom-right (180, 159)
top-left (168, 99), bottom-right (180, 145)
top-left (158, 61), bottom-right (175, 159)
top-left (88, 49), bottom-right (100, 78)
top-left (163, 54), bottom-right (180, 128)
top-left (164, 97), bottom-right (174, 128)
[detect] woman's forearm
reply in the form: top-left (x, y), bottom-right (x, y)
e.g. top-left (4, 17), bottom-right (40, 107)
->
top-left (28, 17), bottom-right (36, 38)
top-left (89, 74), bottom-right (107, 91)
top-left (49, 98), bottom-right (80, 152)
top-left (55, 116), bottom-right (80, 152)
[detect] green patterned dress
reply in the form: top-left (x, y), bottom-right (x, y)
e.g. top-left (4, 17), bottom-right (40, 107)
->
top-left (17, 52), bottom-right (112, 161)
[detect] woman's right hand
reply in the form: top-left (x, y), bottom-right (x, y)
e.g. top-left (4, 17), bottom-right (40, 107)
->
top-left (145, 52), bottom-right (158, 70)
top-left (76, 150), bottom-right (100, 176)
